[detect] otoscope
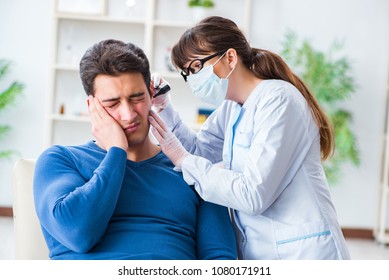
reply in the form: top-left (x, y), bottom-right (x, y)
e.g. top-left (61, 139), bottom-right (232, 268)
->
top-left (153, 84), bottom-right (171, 97)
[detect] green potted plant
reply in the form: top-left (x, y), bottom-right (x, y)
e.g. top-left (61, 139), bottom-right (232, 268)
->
top-left (0, 59), bottom-right (24, 159)
top-left (187, 0), bottom-right (215, 22)
top-left (281, 31), bottom-right (360, 185)
top-left (188, 0), bottom-right (215, 8)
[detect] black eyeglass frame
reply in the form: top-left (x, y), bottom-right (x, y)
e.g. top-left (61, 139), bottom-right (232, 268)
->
top-left (180, 50), bottom-right (227, 82)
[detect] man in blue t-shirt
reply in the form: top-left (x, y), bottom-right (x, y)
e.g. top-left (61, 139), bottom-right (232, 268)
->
top-left (33, 39), bottom-right (237, 260)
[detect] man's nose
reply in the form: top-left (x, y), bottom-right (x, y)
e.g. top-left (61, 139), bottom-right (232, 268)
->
top-left (119, 102), bottom-right (137, 121)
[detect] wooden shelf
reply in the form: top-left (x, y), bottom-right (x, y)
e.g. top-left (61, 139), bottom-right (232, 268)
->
top-left (55, 12), bottom-right (146, 25)
top-left (51, 114), bottom-right (90, 123)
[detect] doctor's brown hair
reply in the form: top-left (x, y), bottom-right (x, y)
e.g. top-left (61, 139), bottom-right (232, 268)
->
top-left (171, 16), bottom-right (334, 160)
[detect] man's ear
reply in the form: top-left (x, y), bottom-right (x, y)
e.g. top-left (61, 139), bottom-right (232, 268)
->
top-left (149, 83), bottom-right (154, 99)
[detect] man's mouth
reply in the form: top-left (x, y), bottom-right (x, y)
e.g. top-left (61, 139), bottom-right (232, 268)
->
top-left (124, 122), bottom-right (140, 133)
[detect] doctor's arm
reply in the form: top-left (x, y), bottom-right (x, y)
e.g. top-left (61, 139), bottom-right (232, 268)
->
top-left (181, 93), bottom-right (314, 215)
top-left (156, 101), bottom-right (230, 163)
top-left (150, 102), bottom-right (231, 164)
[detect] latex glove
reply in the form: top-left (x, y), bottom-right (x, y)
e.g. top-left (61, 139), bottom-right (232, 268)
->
top-left (149, 110), bottom-right (189, 168)
top-left (151, 72), bottom-right (171, 111)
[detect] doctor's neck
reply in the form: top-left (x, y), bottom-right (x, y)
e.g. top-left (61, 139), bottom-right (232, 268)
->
top-left (229, 65), bottom-right (262, 105)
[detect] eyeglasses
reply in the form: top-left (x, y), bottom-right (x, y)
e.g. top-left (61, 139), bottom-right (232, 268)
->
top-left (180, 50), bottom-right (226, 82)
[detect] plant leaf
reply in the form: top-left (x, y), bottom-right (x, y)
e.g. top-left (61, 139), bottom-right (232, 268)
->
top-left (0, 125), bottom-right (11, 139)
top-left (0, 81), bottom-right (24, 111)
top-left (0, 150), bottom-right (16, 159)
top-left (281, 31), bottom-right (359, 185)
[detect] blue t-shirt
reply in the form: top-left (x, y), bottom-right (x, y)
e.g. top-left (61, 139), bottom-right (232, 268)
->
top-left (33, 141), bottom-right (236, 260)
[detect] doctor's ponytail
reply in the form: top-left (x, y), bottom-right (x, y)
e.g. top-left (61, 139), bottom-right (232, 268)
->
top-left (250, 48), bottom-right (334, 160)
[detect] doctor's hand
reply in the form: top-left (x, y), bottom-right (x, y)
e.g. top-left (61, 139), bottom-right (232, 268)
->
top-left (149, 110), bottom-right (189, 168)
top-left (88, 97), bottom-right (128, 152)
top-left (151, 73), bottom-right (171, 111)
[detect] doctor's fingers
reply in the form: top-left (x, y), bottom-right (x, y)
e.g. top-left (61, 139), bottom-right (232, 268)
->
top-left (151, 73), bottom-right (161, 88)
top-left (149, 125), bottom-right (177, 152)
top-left (148, 117), bottom-right (171, 141)
top-left (148, 115), bottom-right (165, 137)
top-left (150, 126), bottom-right (164, 146)
top-left (149, 110), bottom-right (168, 132)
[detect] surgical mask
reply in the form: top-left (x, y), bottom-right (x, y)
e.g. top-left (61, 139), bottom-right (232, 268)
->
top-left (187, 60), bottom-right (235, 107)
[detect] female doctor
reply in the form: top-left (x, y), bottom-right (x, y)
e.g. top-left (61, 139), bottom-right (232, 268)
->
top-left (148, 16), bottom-right (350, 260)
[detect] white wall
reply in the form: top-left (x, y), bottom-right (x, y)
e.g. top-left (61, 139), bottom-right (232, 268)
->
top-left (0, 0), bottom-right (51, 203)
top-left (0, 0), bottom-right (388, 230)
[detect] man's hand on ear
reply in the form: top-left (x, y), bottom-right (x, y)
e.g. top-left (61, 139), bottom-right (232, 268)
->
top-left (88, 97), bottom-right (128, 152)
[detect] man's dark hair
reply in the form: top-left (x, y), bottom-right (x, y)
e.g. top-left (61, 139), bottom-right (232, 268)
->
top-left (79, 39), bottom-right (151, 96)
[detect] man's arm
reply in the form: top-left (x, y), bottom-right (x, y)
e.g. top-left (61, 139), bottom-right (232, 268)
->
top-left (196, 199), bottom-right (237, 260)
top-left (33, 145), bottom-right (127, 253)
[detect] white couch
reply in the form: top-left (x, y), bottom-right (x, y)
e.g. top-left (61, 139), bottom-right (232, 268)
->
top-left (12, 159), bottom-right (49, 259)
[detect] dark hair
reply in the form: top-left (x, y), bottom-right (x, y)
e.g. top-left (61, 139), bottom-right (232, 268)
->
top-left (171, 16), bottom-right (334, 160)
top-left (79, 39), bottom-right (151, 97)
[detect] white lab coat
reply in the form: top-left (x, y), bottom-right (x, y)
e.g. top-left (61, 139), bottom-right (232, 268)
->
top-left (159, 79), bottom-right (350, 260)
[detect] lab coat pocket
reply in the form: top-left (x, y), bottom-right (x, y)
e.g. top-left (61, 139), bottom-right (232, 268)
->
top-left (275, 223), bottom-right (339, 260)
top-left (235, 131), bottom-right (253, 149)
